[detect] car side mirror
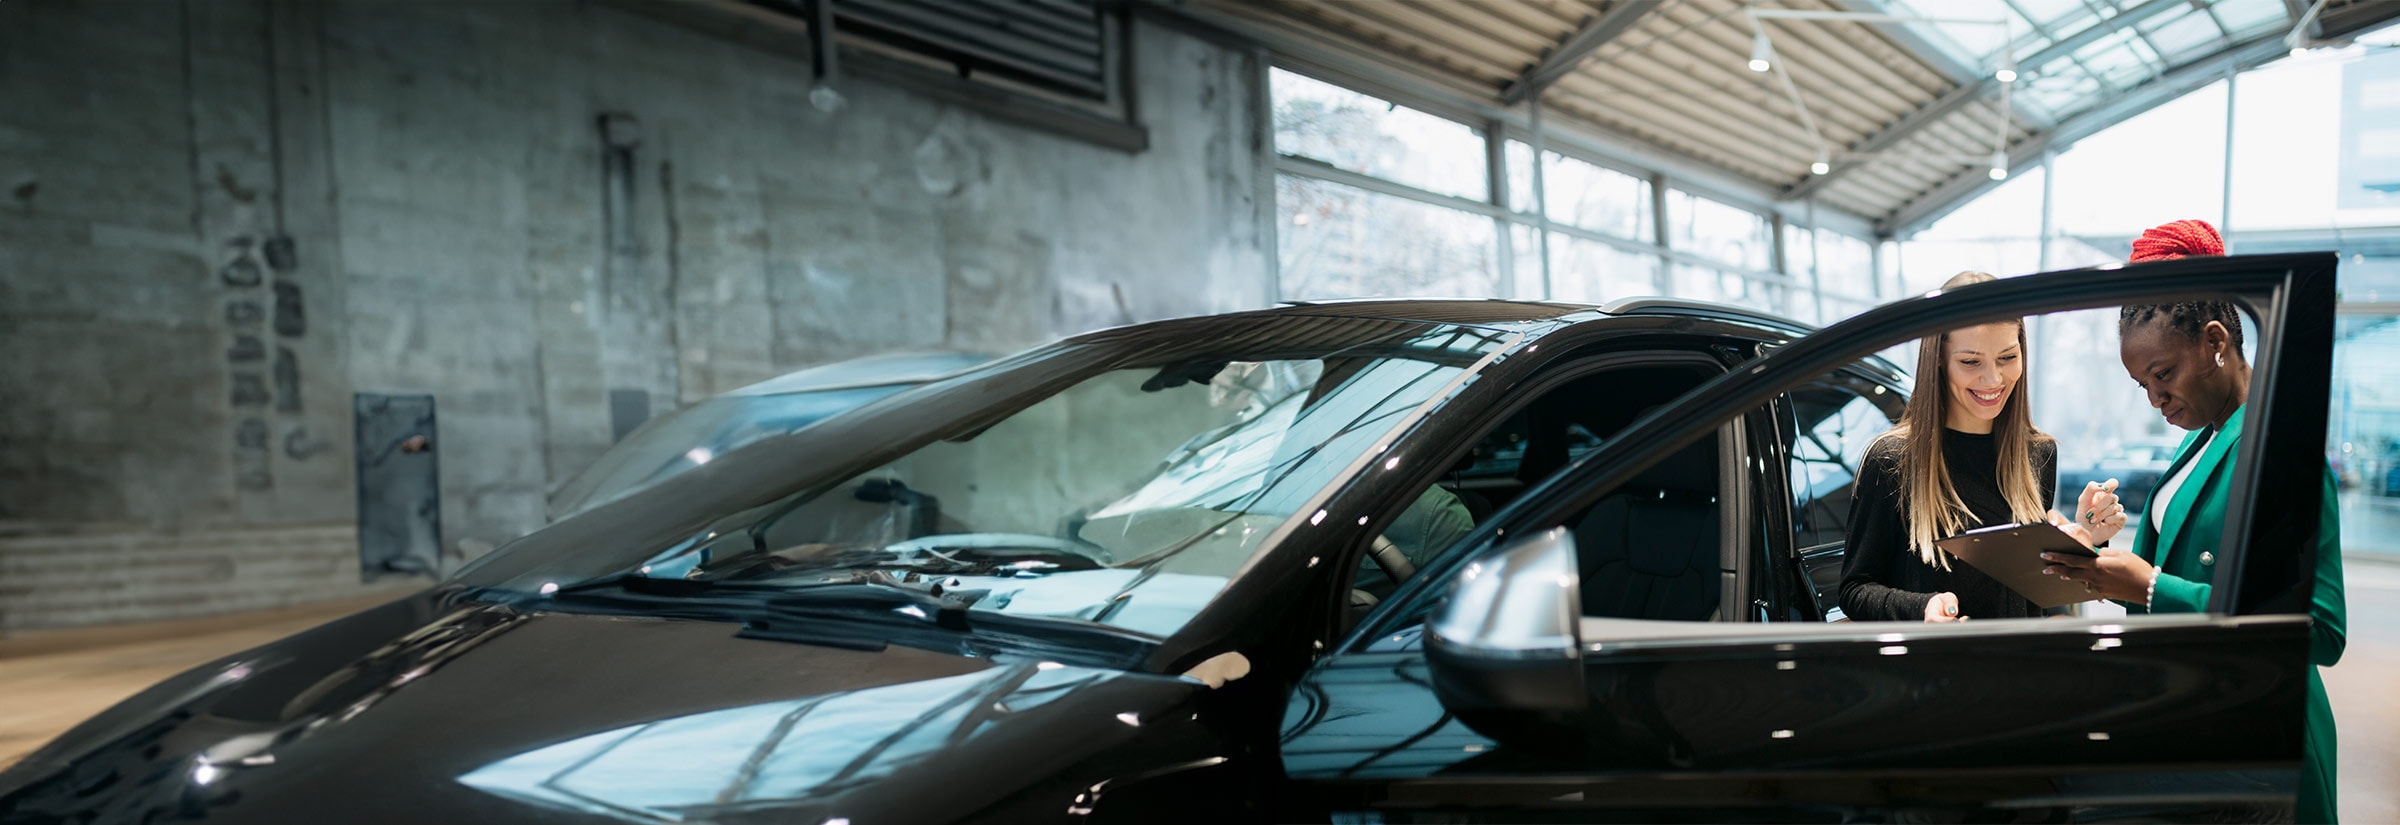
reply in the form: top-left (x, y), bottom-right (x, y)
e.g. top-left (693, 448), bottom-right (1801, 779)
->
top-left (1424, 526), bottom-right (1587, 755)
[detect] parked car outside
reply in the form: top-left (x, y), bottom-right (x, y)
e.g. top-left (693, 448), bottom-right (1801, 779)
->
top-left (0, 254), bottom-right (2339, 823)
top-left (545, 351), bottom-right (993, 521)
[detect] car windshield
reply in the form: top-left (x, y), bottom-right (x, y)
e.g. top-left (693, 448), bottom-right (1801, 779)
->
top-left (545, 385), bottom-right (920, 520)
top-left (546, 353), bottom-right (991, 520)
top-left (468, 320), bottom-right (1516, 641)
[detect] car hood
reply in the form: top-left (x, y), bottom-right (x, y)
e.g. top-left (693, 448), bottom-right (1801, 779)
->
top-left (0, 590), bottom-right (1217, 824)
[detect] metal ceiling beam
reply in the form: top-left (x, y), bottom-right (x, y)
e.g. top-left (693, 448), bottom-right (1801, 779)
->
top-left (2311, 0), bottom-right (2400, 41)
top-left (1498, 0), bottom-right (1662, 104)
top-left (1880, 32), bottom-right (2293, 238)
top-left (1828, 0), bottom-right (1979, 85)
top-left (1131, 0), bottom-right (1882, 238)
top-left (1781, 0), bottom-right (2191, 203)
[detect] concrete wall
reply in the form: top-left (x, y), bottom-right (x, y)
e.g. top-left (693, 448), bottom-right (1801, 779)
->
top-left (0, 0), bottom-right (1272, 631)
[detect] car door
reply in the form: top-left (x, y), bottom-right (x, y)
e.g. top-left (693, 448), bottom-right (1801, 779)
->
top-left (1276, 253), bottom-right (2336, 823)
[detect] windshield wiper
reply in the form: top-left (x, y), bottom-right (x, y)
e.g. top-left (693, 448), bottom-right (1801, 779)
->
top-left (476, 571), bottom-right (1156, 666)
top-left (499, 573), bottom-right (975, 630)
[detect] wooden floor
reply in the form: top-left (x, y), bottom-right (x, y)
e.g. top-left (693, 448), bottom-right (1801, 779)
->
top-left (0, 589), bottom-right (419, 769)
top-left (1, 573), bottom-right (2393, 822)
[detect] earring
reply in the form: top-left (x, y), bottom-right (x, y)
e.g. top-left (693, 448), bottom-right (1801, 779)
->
top-left (2215, 352), bottom-right (2226, 368)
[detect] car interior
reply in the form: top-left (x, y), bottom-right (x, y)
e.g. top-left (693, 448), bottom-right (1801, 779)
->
top-left (1358, 360), bottom-right (1733, 621)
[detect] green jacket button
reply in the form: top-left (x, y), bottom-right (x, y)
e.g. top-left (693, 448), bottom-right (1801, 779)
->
top-left (2199, 551), bottom-right (2215, 566)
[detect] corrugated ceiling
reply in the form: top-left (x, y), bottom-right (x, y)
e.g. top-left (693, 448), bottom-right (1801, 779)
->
top-left (1176, 0), bottom-right (2400, 234)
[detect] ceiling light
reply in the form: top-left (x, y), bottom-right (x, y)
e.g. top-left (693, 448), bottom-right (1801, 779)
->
top-left (1996, 49), bottom-right (2017, 84)
top-left (1811, 160), bottom-right (1830, 176)
top-left (1749, 28), bottom-right (1773, 73)
top-left (1995, 68), bottom-right (2017, 83)
top-left (1988, 152), bottom-right (2008, 180)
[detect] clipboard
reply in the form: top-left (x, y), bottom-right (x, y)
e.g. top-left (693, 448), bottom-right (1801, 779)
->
top-left (1934, 522), bottom-right (2103, 609)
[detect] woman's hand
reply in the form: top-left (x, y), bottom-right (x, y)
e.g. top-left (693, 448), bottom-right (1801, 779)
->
top-left (2073, 478), bottom-right (2127, 545)
top-left (2040, 546), bottom-right (2155, 604)
top-left (1922, 591), bottom-right (1961, 623)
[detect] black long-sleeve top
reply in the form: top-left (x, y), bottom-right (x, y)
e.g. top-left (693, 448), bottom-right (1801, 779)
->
top-left (1838, 428), bottom-right (2058, 622)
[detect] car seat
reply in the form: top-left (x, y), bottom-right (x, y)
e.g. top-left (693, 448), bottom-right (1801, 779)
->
top-left (1572, 435), bottom-right (1722, 621)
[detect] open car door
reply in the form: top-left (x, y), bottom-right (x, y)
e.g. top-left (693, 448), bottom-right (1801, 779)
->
top-left (1279, 253), bottom-right (2337, 823)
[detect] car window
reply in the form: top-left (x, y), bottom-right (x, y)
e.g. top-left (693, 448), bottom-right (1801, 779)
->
top-left (1352, 361), bottom-right (1722, 600)
top-left (547, 384), bottom-right (919, 519)
top-left (1433, 281), bottom-right (2304, 636)
top-left (1786, 382), bottom-right (1900, 549)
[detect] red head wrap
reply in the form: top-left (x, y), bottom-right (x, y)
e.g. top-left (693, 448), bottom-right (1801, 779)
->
top-left (2129, 219), bottom-right (2224, 262)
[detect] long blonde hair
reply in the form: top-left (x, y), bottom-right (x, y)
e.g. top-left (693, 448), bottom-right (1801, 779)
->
top-left (1875, 271), bottom-right (2053, 568)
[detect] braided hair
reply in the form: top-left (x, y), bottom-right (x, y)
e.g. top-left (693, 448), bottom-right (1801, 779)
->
top-left (2120, 219), bottom-right (2243, 352)
top-left (2117, 301), bottom-right (2244, 350)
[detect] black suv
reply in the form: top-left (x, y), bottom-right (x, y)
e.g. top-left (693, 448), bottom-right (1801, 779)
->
top-left (0, 254), bottom-right (2338, 823)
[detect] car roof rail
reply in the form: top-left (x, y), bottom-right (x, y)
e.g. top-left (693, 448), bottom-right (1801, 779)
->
top-left (1601, 296), bottom-right (1816, 335)
top-left (1602, 296), bottom-right (1908, 383)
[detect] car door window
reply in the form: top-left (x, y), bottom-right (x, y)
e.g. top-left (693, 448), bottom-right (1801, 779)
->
top-left (1783, 380), bottom-right (1902, 619)
top-left (1352, 359), bottom-right (1722, 598)
top-left (1787, 384), bottom-right (1897, 548)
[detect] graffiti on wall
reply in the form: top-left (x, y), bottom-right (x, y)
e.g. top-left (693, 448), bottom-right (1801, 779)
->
top-left (220, 233), bottom-right (310, 491)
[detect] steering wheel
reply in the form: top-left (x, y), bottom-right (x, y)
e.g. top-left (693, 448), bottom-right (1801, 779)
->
top-left (1366, 534), bottom-right (1417, 584)
top-left (883, 532), bottom-right (1117, 566)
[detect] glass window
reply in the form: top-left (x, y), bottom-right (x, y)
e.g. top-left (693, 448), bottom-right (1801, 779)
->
top-left (546, 355), bottom-right (994, 520)
top-left (1820, 296), bottom-right (1876, 324)
top-left (1788, 385), bottom-right (1899, 550)
top-left (1820, 232), bottom-right (1878, 301)
top-left (1506, 142), bottom-right (1654, 240)
top-left (1272, 69), bottom-right (1489, 201)
top-left (2051, 81), bottom-right (2225, 239)
top-left (2070, 29), bottom-right (2149, 89)
top-left (1784, 225), bottom-right (1815, 282)
top-left (1887, 0), bottom-right (2023, 63)
top-left (470, 323), bottom-right (1515, 642)
top-left (2230, 48), bottom-right (2400, 231)
top-left (1900, 165), bottom-right (2045, 296)
top-left (2140, 9), bottom-right (2226, 64)
top-left (1551, 235), bottom-right (1659, 305)
top-left (2333, 314), bottom-right (2400, 557)
top-left (1670, 263), bottom-right (1727, 305)
top-left (2212, 0), bottom-right (2292, 36)
top-left (1672, 264), bottom-right (1784, 316)
top-left (1667, 190), bottom-right (1772, 272)
top-left (1278, 175), bottom-right (1499, 300)
top-left (1354, 363), bottom-right (1723, 596)
top-left (2022, 71), bottom-right (2106, 119)
top-left (2009, 0), bottom-right (2090, 31)
top-left (1508, 223), bottom-right (1545, 300)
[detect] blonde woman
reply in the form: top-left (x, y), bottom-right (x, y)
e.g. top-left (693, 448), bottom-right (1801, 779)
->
top-left (1838, 271), bottom-right (2127, 622)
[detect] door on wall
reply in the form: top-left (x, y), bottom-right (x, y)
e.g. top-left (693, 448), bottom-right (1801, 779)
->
top-left (354, 393), bottom-right (441, 581)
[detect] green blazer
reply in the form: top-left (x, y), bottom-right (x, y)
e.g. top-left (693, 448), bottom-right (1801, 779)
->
top-left (2126, 405), bottom-right (2347, 663)
top-left (2124, 404), bottom-right (2347, 824)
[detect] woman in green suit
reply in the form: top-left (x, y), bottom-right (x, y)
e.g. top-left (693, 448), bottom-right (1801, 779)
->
top-left (2044, 219), bottom-right (2348, 824)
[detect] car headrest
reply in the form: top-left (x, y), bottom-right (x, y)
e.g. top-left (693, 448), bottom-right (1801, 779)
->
top-left (1617, 406), bottom-right (1717, 496)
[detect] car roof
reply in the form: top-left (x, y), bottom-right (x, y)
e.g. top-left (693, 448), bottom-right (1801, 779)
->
top-left (1268, 296), bottom-right (1816, 337)
top-left (723, 351), bottom-right (995, 397)
top-left (1259, 296), bottom-right (1902, 383)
